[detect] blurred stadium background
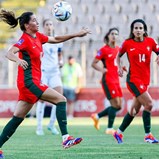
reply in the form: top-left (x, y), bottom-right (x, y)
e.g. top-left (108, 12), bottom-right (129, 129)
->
top-left (0, 0), bottom-right (159, 117)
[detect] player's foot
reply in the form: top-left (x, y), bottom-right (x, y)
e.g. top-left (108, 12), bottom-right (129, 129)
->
top-left (62, 136), bottom-right (83, 149)
top-left (91, 113), bottom-right (99, 130)
top-left (0, 150), bottom-right (4, 159)
top-left (47, 126), bottom-right (59, 135)
top-left (113, 131), bottom-right (123, 144)
top-left (144, 133), bottom-right (159, 143)
top-left (105, 128), bottom-right (115, 135)
top-left (36, 129), bottom-right (45, 136)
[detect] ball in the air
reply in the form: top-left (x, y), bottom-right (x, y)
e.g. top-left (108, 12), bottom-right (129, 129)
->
top-left (53, 1), bottom-right (72, 21)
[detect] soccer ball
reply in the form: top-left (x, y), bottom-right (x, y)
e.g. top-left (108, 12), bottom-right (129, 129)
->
top-left (53, 1), bottom-right (72, 21)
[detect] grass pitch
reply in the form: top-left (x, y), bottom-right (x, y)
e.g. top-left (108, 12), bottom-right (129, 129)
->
top-left (0, 117), bottom-right (159, 159)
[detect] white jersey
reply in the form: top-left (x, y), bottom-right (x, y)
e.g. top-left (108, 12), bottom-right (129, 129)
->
top-left (41, 42), bottom-right (63, 74)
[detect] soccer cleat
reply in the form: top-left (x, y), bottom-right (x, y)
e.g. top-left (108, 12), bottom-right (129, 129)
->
top-left (113, 131), bottom-right (123, 144)
top-left (62, 136), bottom-right (83, 149)
top-left (105, 128), bottom-right (115, 135)
top-left (36, 129), bottom-right (45, 136)
top-left (91, 113), bottom-right (100, 130)
top-left (47, 126), bottom-right (59, 135)
top-left (144, 134), bottom-right (159, 143)
top-left (0, 150), bottom-right (4, 159)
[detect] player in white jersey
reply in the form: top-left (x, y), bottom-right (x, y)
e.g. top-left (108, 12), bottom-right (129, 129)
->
top-left (36, 19), bottom-right (63, 135)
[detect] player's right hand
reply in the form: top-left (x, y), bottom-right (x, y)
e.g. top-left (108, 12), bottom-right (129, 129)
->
top-left (118, 66), bottom-right (124, 77)
top-left (16, 59), bottom-right (28, 70)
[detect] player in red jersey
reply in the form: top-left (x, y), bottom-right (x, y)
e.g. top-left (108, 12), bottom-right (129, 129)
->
top-left (91, 28), bottom-right (123, 135)
top-left (113, 19), bottom-right (159, 144)
top-left (0, 9), bottom-right (90, 157)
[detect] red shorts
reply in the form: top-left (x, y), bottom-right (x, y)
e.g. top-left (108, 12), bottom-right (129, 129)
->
top-left (102, 82), bottom-right (122, 100)
top-left (17, 81), bottom-right (48, 104)
top-left (126, 80), bottom-right (148, 97)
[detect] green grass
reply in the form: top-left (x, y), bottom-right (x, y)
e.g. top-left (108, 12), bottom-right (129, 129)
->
top-left (1, 117), bottom-right (159, 159)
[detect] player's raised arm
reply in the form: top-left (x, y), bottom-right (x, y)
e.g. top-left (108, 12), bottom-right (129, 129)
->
top-left (48, 28), bottom-right (91, 44)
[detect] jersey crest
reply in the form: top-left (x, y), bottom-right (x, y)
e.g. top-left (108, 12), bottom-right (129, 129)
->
top-left (16, 39), bottom-right (24, 46)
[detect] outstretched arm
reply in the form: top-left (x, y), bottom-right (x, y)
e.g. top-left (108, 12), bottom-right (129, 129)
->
top-left (48, 28), bottom-right (91, 44)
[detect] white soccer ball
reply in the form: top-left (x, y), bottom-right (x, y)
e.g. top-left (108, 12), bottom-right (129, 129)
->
top-left (53, 1), bottom-right (72, 21)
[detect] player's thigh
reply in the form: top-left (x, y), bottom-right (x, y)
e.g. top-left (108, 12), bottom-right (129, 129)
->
top-left (110, 97), bottom-right (122, 109)
top-left (137, 91), bottom-right (153, 110)
top-left (129, 97), bottom-right (142, 116)
top-left (40, 87), bottom-right (66, 104)
top-left (14, 101), bottom-right (34, 118)
top-left (54, 86), bottom-right (63, 94)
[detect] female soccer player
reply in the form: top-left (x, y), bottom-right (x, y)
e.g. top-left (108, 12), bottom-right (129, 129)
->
top-left (91, 28), bottom-right (123, 134)
top-left (36, 19), bottom-right (63, 136)
top-left (0, 9), bottom-right (90, 158)
top-left (113, 19), bottom-right (159, 144)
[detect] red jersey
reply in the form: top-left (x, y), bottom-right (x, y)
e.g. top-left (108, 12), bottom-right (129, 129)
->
top-left (119, 37), bottom-right (159, 85)
top-left (96, 45), bottom-right (120, 83)
top-left (14, 32), bottom-right (48, 85)
top-left (13, 32), bottom-right (49, 103)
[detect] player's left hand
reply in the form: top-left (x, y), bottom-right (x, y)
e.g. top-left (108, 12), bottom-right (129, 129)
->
top-left (78, 27), bottom-right (91, 37)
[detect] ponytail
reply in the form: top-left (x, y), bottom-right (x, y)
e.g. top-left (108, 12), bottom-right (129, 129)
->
top-left (0, 9), bottom-right (33, 31)
top-left (0, 9), bottom-right (18, 28)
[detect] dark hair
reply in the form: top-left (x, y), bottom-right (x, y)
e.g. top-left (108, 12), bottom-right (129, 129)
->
top-left (42, 19), bottom-right (51, 26)
top-left (0, 9), bottom-right (33, 31)
top-left (104, 27), bottom-right (119, 44)
top-left (128, 19), bottom-right (148, 39)
top-left (68, 55), bottom-right (73, 60)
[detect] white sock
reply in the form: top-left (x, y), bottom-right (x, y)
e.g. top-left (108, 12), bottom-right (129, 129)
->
top-left (117, 129), bottom-right (123, 134)
top-left (62, 134), bottom-right (69, 142)
top-left (48, 104), bottom-right (56, 128)
top-left (107, 128), bottom-right (113, 130)
top-left (36, 102), bottom-right (45, 130)
top-left (96, 114), bottom-right (99, 119)
top-left (145, 133), bottom-right (151, 136)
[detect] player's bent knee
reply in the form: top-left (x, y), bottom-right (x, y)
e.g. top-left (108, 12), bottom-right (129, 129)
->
top-left (144, 104), bottom-right (153, 111)
top-left (57, 96), bottom-right (67, 103)
top-left (129, 108), bottom-right (138, 117)
top-left (113, 103), bottom-right (122, 109)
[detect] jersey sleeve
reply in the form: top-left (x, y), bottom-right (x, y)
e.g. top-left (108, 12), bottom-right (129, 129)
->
top-left (119, 40), bottom-right (127, 57)
top-left (95, 48), bottom-right (104, 60)
top-left (37, 32), bottom-right (48, 44)
top-left (14, 38), bottom-right (27, 50)
top-left (151, 38), bottom-right (159, 55)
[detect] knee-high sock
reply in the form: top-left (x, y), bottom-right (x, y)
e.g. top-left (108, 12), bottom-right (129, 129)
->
top-left (119, 113), bottom-right (134, 132)
top-left (36, 102), bottom-right (45, 130)
top-left (98, 107), bottom-right (111, 118)
top-left (0, 116), bottom-right (24, 148)
top-left (56, 102), bottom-right (68, 135)
top-left (142, 110), bottom-right (151, 134)
top-left (108, 107), bottom-right (119, 128)
top-left (48, 104), bottom-right (56, 127)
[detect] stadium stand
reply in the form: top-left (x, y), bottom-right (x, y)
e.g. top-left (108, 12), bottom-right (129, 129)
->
top-left (0, 0), bottom-right (159, 87)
